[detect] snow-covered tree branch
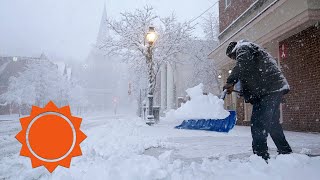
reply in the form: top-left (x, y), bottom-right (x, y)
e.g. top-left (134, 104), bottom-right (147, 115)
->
top-left (100, 6), bottom-right (195, 95)
top-left (183, 12), bottom-right (220, 94)
top-left (202, 12), bottom-right (219, 41)
top-left (0, 60), bottom-right (88, 114)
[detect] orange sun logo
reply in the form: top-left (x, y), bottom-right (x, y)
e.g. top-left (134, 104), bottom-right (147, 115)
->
top-left (15, 101), bottom-right (87, 173)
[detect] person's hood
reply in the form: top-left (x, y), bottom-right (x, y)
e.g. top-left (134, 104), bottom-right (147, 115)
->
top-left (232, 39), bottom-right (260, 53)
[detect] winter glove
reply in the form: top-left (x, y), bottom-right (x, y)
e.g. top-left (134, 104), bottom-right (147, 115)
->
top-left (223, 83), bottom-right (234, 94)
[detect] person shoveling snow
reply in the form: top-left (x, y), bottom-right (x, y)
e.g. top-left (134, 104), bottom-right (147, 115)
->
top-left (223, 40), bottom-right (292, 162)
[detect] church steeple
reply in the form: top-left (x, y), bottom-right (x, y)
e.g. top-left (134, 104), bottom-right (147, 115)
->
top-left (96, 2), bottom-right (108, 46)
top-left (86, 1), bottom-right (110, 63)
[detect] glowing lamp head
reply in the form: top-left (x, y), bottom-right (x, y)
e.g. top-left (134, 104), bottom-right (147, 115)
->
top-left (146, 26), bottom-right (157, 45)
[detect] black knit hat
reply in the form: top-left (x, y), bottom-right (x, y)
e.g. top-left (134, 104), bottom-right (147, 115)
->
top-left (226, 41), bottom-right (237, 59)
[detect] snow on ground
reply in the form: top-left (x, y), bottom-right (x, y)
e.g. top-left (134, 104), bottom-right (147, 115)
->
top-left (0, 113), bottom-right (320, 180)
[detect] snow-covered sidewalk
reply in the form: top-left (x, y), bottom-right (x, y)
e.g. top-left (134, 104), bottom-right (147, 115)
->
top-left (0, 113), bottom-right (320, 180)
top-left (145, 120), bottom-right (320, 161)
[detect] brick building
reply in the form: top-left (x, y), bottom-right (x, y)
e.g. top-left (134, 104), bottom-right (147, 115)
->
top-left (209, 0), bottom-right (320, 132)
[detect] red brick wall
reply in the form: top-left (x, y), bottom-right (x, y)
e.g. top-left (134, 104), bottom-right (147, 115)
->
top-left (219, 0), bottom-right (256, 33)
top-left (280, 25), bottom-right (320, 132)
top-left (236, 97), bottom-right (251, 126)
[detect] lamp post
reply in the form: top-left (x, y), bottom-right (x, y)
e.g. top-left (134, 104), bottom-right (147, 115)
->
top-left (145, 26), bottom-right (157, 125)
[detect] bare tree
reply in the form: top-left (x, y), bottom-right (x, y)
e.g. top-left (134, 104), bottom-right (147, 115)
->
top-left (186, 40), bottom-right (220, 94)
top-left (0, 60), bottom-right (87, 114)
top-left (202, 12), bottom-right (219, 41)
top-left (184, 12), bottom-right (220, 94)
top-left (101, 6), bottom-right (195, 96)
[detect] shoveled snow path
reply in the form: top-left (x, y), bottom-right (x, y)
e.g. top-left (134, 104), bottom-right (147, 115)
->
top-left (145, 120), bottom-right (320, 162)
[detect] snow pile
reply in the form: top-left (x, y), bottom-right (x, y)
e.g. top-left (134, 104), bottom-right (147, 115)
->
top-left (166, 83), bottom-right (229, 121)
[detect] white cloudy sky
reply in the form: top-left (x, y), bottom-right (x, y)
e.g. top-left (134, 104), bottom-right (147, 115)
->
top-left (0, 0), bottom-right (218, 61)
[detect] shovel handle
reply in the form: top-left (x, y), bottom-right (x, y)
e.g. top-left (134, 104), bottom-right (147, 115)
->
top-left (220, 90), bottom-right (242, 100)
top-left (220, 89), bottom-right (228, 100)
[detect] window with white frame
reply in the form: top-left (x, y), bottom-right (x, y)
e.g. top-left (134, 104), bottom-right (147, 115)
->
top-left (225, 0), bottom-right (231, 8)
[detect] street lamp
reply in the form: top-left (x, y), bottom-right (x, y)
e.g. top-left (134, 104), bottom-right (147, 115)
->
top-left (146, 27), bottom-right (157, 45)
top-left (145, 26), bottom-right (158, 125)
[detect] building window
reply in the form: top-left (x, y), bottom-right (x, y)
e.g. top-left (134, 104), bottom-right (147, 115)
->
top-left (225, 0), bottom-right (231, 9)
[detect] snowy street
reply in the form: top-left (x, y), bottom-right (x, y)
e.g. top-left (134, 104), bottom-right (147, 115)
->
top-left (1, 113), bottom-right (320, 180)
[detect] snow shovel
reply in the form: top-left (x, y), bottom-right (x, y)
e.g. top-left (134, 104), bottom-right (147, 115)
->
top-left (175, 90), bottom-right (237, 133)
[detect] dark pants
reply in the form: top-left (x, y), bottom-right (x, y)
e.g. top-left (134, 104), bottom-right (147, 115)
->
top-left (250, 92), bottom-right (292, 159)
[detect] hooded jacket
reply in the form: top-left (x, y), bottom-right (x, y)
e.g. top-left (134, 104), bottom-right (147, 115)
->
top-left (226, 40), bottom-right (289, 104)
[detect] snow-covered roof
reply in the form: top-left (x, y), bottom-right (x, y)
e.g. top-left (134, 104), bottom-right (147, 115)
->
top-left (0, 56), bottom-right (45, 62)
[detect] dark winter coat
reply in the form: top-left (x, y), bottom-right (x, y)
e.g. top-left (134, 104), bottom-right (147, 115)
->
top-left (226, 41), bottom-right (289, 104)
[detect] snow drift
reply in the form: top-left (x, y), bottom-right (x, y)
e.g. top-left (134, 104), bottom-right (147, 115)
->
top-left (166, 83), bottom-right (229, 121)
